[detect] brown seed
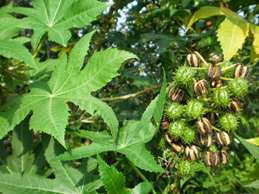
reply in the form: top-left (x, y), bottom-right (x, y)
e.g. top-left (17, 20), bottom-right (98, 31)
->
top-left (228, 98), bottom-right (242, 113)
top-left (215, 132), bottom-right (224, 147)
top-left (220, 131), bottom-right (231, 146)
top-left (170, 142), bottom-right (182, 153)
top-left (234, 63), bottom-right (250, 79)
top-left (211, 79), bottom-right (223, 88)
top-left (207, 65), bottom-right (222, 81)
top-left (198, 134), bottom-right (212, 148)
top-left (186, 53), bottom-right (200, 67)
top-left (193, 79), bottom-right (209, 96)
top-left (164, 133), bottom-right (172, 144)
top-left (196, 118), bottom-right (212, 134)
top-left (211, 152), bottom-right (220, 168)
top-left (203, 152), bottom-right (212, 166)
top-left (208, 112), bottom-right (218, 125)
top-left (185, 145), bottom-right (199, 161)
top-left (209, 53), bottom-right (222, 63)
top-left (168, 87), bottom-right (184, 102)
top-left (220, 150), bottom-right (229, 164)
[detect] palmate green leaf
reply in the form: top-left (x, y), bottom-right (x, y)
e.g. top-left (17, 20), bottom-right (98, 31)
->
top-left (97, 155), bottom-right (130, 194)
top-left (236, 134), bottom-right (259, 163)
top-left (13, 0), bottom-right (109, 49)
top-left (0, 173), bottom-right (77, 194)
top-left (0, 40), bottom-right (37, 69)
top-left (216, 16), bottom-right (249, 61)
top-left (0, 31), bottom-right (136, 146)
top-left (42, 134), bottom-right (102, 193)
top-left (244, 180), bottom-right (259, 189)
top-left (0, 3), bottom-right (13, 18)
top-left (0, 18), bottom-right (23, 40)
top-left (0, 139), bottom-right (11, 173)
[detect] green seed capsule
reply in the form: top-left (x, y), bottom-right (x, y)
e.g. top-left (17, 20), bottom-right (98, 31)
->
top-left (219, 113), bottom-right (238, 132)
top-left (175, 66), bottom-right (195, 85)
top-left (166, 103), bottom-right (184, 119)
top-left (168, 120), bottom-right (185, 139)
top-left (213, 88), bottom-right (230, 107)
top-left (186, 100), bottom-right (203, 118)
top-left (178, 161), bottom-right (194, 177)
top-left (228, 77), bottom-right (248, 97)
top-left (181, 127), bottom-right (196, 144)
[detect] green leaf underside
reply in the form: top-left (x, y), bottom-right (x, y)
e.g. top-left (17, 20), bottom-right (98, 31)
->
top-left (244, 180), bottom-right (259, 189)
top-left (0, 173), bottom-right (77, 194)
top-left (0, 31), bottom-right (136, 147)
top-left (13, 0), bottom-right (109, 49)
top-left (236, 134), bottom-right (259, 163)
top-left (42, 134), bottom-right (102, 193)
top-left (0, 40), bottom-right (37, 69)
top-left (97, 155), bottom-right (129, 194)
top-left (217, 16), bottom-right (249, 61)
top-left (131, 182), bottom-right (153, 194)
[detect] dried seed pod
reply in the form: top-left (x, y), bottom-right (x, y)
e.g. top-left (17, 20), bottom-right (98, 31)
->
top-left (198, 134), bottom-right (212, 148)
top-left (228, 98), bottom-right (242, 113)
top-left (193, 79), bottom-right (209, 96)
top-left (220, 150), bottom-right (229, 164)
top-left (220, 131), bottom-right (231, 146)
top-left (186, 53), bottom-right (200, 67)
top-left (164, 133), bottom-right (172, 144)
top-left (203, 152), bottom-right (212, 166)
top-left (211, 152), bottom-right (220, 168)
top-left (168, 87), bottom-right (184, 102)
top-left (209, 53), bottom-right (222, 63)
top-left (215, 132), bottom-right (224, 147)
top-left (170, 142), bottom-right (182, 153)
top-left (196, 118), bottom-right (212, 134)
top-left (207, 65), bottom-right (222, 81)
top-left (185, 145), bottom-right (199, 161)
top-left (234, 63), bottom-right (250, 79)
top-left (208, 112), bottom-right (219, 125)
top-left (160, 115), bottom-right (169, 130)
top-left (211, 79), bottom-right (223, 88)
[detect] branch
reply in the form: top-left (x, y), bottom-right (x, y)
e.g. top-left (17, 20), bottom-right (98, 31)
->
top-left (99, 81), bottom-right (174, 102)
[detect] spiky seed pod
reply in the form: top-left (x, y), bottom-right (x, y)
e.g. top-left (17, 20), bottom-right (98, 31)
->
top-left (228, 98), bottom-right (242, 113)
top-left (186, 100), bottom-right (203, 118)
top-left (170, 142), bottom-right (182, 153)
top-left (211, 79), bottom-right (223, 88)
top-left (220, 150), bottom-right (229, 164)
top-left (207, 65), bottom-right (222, 81)
top-left (219, 61), bottom-right (234, 78)
top-left (196, 118), bottom-right (212, 134)
top-left (228, 77), bottom-right (249, 97)
top-left (220, 131), bottom-right (231, 146)
top-left (215, 132), bottom-right (224, 147)
top-left (178, 160), bottom-right (194, 177)
top-left (211, 152), bottom-right (220, 168)
top-left (234, 63), bottom-right (250, 79)
top-left (166, 103), bottom-right (184, 119)
top-left (209, 53), bottom-right (222, 63)
top-left (175, 66), bottom-right (195, 85)
top-left (168, 120), bottom-right (185, 138)
top-left (160, 115), bottom-right (169, 130)
top-left (181, 127), bottom-right (196, 144)
top-left (186, 53), bottom-right (200, 67)
top-left (208, 112), bottom-right (219, 125)
top-left (219, 113), bottom-right (238, 132)
top-left (193, 79), bottom-right (209, 96)
top-left (213, 88), bottom-right (230, 107)
top-left (168, 87), bottom-right (184, 102)
top-left (198, 134), bottom-right (212, 148)
top-left (203, 152), bottom-right (212, 166)
top-left (157, 135), bottom-right (169, 150)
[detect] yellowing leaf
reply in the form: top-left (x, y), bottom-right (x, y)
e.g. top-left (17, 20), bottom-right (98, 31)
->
top-left (217, 17), bottom-right (249, 61)
top-left (246, 138), bottom-right (259, 146)
top-left (250, 24), bottom-right (259, 54)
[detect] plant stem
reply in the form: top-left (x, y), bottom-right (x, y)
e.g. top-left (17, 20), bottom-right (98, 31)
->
top-left (212, 126), bottom-right (221, 132)
top-left (209, 85), bottom-right (228, 90)
top-left (194, 51), bottom-right (209, 67)
top-left (127, 158), bottom-right (157, 194)
top-left (221, 63), bottom-right (238, 71)
top-left (202, 163), bottom-right (219, 192)
top-left (220, 77), bottom-right (233, 81)
top-left (172, 176), bottom-right (180, 194)
top-left (191, 67), bottom-right (208, 70)
top-left (32, 33), bottom-right (48, 59)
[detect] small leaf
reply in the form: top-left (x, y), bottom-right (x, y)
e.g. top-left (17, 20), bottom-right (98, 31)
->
top-left (97, 155), bottom-right (130, 194)
top-left (0, 40), bottom-right (37, 69)
top-left (244, 180), bottom-right (259, 189)
top-left (235, 134), bottom-right (259, 163)
top-left (186, 6), bottom-right (224, 31)
top-left (217, 16), bottom-right (249, 61)
top-left (0, 173), bottom-right (77, 194)
top-left (131, 182), bottom-right (153, 194)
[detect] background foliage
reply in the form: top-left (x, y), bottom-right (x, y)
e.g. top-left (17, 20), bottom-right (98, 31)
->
top-left (0, 0), bottom-right (259, 193)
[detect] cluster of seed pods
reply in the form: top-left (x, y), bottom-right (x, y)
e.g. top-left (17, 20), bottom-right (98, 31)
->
top-left (158, 52), bottom-right (250, 174)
